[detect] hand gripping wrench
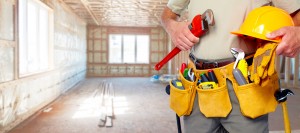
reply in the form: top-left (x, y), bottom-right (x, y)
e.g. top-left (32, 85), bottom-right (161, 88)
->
top-left (154, 9), bottom-right (215, 71)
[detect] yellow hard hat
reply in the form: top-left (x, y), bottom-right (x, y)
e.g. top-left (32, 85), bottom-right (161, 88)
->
top-left (231, 6), bottom-right (294, 42)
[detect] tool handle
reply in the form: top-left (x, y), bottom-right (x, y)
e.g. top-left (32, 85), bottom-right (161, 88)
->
top-left (282, 102), bottom-right (291, 133)
top-left (200, 73), bottom-right (209, 82)
top-left (208, 69), bottom-right (218, 84)
top-left (154, 47), bottom-right (181, 70)
top-left (233, 68), bottom-right (248, 85)
top-left (180, 63), bottom-right (187, 74)
top-left (154, 15), bottom-right (205, 71)
top-left (176, 114), bottom-right (182, 133)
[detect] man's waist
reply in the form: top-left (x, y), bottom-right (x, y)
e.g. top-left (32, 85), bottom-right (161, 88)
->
top-left (189, 53), bottom-right (253, 69)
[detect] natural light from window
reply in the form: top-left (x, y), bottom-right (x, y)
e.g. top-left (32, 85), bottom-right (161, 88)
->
top-left (19, 0), bottom-right (53, 76)
top-left (72, 96), bottom-right (130, 119)
top-left (109, 34), bottom-right (149, 64)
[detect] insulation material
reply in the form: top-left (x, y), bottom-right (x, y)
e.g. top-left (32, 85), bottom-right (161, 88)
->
top-left (151, 34), bottom-right (159, 40)
top-left (151, 41), bottom-right (159, 51)
top-left (88, 66), bottom-right (94, 74)
top-left (87, 26), bottom-right (168, 77)
top-left (119, 66), bottom-right (126, 75)
top-left (62, 0), bottom-right (168, 27)
top-left (110, 66), bottom-right (119, 75)
top-left (88, 53), bottom-right (93, 63)
top-left (93, 53), bottom-right (101, 63)
top-left (101, 53), bottom-right (107, 63)
top-left (143, 66), bottom-right (149, 74)
top-left (15, 80), bottom-right (32, 116)
top-left (134, 66), bottom-right (143, 75)
top-left (0, 47), bottom-right (14, 83)
top-left (88, 41), bottom-right (93, 51)
top-left (54, 50), bottom-right (86, 68)
top-left (0, 0), bottom-right (14, 40)
top-left (127, 66), bottom-right (135, 75)
top-left (92, 66), bottom-right (108, 75)
top-left (0, 0), bottom-right (87, 131)
top-left (0, 69), bottom-right (86, 128)
top-left (0, 85), bottom-right (16, 127)
top-left (151, 53), bottom-right (161, 63)
top-left (94, 40), bottom-right (101, 50)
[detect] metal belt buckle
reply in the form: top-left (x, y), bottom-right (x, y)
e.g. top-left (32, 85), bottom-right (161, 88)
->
top-left (203, 61), bottom-right (218, 69)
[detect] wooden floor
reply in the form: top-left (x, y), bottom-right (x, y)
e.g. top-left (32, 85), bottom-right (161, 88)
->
top-left (9, 77), bottom-right (300, 133)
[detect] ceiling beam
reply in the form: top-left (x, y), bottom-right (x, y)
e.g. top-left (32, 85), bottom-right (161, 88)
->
top-left (80, 0), bottom-right (99, 25)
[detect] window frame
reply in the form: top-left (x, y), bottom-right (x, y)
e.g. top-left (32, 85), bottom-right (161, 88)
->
top-left (108, 34), bottom-right (150, 64)
top-left (18, 0), bottom-right (54, 77)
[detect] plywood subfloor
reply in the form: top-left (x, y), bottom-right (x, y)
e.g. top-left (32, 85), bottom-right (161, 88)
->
top-left (9, 77), bottom-right (300, 133)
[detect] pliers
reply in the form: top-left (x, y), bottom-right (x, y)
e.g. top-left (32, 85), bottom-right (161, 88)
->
top-left (188, 68), bottom-right (195, 82)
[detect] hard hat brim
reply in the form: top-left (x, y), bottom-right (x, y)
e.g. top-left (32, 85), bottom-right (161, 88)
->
top-left (230, 31), bottom-right (280, 43)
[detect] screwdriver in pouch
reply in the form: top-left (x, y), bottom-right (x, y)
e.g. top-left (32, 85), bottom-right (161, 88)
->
top-left (237, 59), bottom-right (249, 83)
top-left (199, 73), bottom-right (217, 89)
top-left (180, 63), bottom-right (187, 74)
top-left (208, 69), bottom-right (218, 84)
top-left (200, 73), bottom-right (209, 82)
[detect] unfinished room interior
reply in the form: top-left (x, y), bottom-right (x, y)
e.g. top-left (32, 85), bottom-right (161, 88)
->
top-left (0, 0), bottom-right (299, 133)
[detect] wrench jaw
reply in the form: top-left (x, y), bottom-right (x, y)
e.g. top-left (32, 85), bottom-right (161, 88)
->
top-left (202, 9), bottom-right (215, 26)
top-left (200, 9), bottom-right (214, 32)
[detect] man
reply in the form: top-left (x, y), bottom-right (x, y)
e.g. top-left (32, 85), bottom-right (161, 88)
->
top-left (161, 1), bottom-right (300, 133)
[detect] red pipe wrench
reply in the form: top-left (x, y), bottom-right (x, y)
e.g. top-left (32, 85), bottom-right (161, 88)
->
top-left (154, 9), bottom-right (215, 71)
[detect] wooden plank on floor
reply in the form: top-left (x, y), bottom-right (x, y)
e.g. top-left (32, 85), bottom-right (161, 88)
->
top-left (106, 83), bottom-right (114, 117)
top-left (97, 81), bottom-right (114, 128)
top-left (97, 81), bottom-right (106, 127)
top-left (105, 117), bottom-right (112, 127)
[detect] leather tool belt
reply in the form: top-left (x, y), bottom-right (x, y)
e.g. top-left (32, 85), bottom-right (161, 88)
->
top-left (169, 51), bottom-right (279, 119)
top-left (169, 57), bottom-right (279, 118)
top-left (189, 53), bottom-right (253, 69)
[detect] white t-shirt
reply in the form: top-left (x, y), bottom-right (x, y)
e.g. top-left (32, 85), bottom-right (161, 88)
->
top-left (167, 0), bottom-right (300, 59)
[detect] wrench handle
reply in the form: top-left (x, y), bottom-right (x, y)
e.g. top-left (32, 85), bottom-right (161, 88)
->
top-left (154, 47), bottom-right (181, 70)
top-left (282, 102), bottom-right (291, 133)
top-left (154, 15), bottom-right (206, 71)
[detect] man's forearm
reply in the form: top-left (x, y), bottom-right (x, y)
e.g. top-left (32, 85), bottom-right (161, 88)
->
top-left (161, 7), bottom-right (180, 34)
top-left (292, 9), bottom-right (300, 26)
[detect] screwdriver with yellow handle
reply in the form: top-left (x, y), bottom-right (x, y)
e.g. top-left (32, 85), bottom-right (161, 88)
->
top-left (231, 48), bottom-right (249, 82)
top-left (237, 59), bottom-right (249, 82)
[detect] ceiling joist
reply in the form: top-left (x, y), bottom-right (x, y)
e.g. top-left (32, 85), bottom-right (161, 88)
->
top-left (80, 0), bottom-right (100, 25)
top-left (62, 0), bottom-right (168, 27)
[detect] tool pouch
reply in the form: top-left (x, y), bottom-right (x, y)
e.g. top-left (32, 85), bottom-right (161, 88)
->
top-left (232, 72), bottom-right (279, 119)
top-left (189, 62), bottom-right (232, 118)
top-left (169, 71), bottom-right (196, 117)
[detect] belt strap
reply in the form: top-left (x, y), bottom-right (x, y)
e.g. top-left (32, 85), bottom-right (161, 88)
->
top-left (189, 53), bottom-right (253, 69)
